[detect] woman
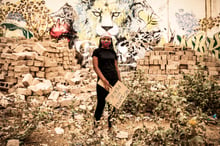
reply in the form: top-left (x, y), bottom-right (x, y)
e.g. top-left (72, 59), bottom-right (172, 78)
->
top-left (92, 33), bottom-right (121, 129)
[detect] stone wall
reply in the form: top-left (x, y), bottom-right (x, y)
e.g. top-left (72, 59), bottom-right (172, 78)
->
top-left (136, 44), bottom-right (220, 85)
top-left (0, 37), bottom-right (79, 90)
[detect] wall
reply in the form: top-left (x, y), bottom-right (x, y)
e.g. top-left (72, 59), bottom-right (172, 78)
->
top-left (1, 0), bottom-right (219, 62)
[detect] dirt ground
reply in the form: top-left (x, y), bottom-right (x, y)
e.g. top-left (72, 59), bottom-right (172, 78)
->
top-left (22, 118), bottom-right (220, 146)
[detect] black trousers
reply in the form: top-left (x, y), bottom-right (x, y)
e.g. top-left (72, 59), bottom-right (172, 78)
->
top-left (94, 82), bottom-right (116, 128)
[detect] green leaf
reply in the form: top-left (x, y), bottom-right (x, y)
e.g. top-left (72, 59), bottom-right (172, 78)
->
top-left (207, 37), bottom-right (210, 44)
top-left (177, 35), bottom-right (181, 43)
top-left (199, 35), bottom-right (203, 41)
top-left (192, 41), bottom-right (195, 48)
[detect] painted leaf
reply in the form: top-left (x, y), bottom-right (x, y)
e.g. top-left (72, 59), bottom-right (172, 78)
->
top-left (192, 41), bottom-right (195, 48)
top-left (177, 35), bottom-right (181, 43)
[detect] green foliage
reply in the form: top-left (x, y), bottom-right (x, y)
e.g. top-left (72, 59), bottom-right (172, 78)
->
top-left (132, 87), bottom-right (207, 145)
top-left (178, 70), bottom-right (220, 115)
top-left (119, 69), bottom-right (220, 145)
top-left (121, 70), bottom-right (161, 116)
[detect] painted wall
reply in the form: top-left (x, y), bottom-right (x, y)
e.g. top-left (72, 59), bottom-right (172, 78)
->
top-left (1, 0), bottom-right (220, 62)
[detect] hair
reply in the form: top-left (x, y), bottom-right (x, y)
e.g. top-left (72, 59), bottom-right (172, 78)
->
top-left (98, 37), bottom-right (114, 50)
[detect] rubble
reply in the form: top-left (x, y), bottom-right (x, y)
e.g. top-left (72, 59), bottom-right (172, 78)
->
top-left (6, 139), bottom-right (19, 146)
top-left (0, 37), bottom-right (219, 145)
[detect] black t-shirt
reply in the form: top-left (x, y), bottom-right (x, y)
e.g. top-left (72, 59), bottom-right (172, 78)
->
top-left (92, 47), bottom-right (118, 85)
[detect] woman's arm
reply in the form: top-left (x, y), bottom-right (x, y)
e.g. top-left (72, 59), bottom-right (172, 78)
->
top-left (115, 59), bottom-right (121, 81)
top-left (93, 56), bottom-right (112, 91)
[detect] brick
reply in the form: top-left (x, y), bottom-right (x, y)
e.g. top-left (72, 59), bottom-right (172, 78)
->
top-left (48, 91), bottom-right (60, 101)
top-left (36, 71), bottom-right (45, 78)
top-left (27, 60), bottom-right (34, 66)
top-left (11, 60), bottom-right (27, 66)
top-left (187, 60), bottom-right (196, 65)
top-left (45, 66), bottom-right (64, 73)
top-left (175, 51), bottom-right (185, 56)
top-left (44, 59), bottom-right (57, 67)
top-left (45, 72), bottom-right (59, 79)
top-left (34, 60), bottom-right (44, 66)
top-left (6, 139), bottom-right (19, 146)
top-left (16, 88), bottom-right (32, 95)
top-left (153, 59), bottom-right (159, 64)
top-left (1, 53), bottom-right (15, 60)
top-left (184, 50), bottom-right (194, 57)
top-left (150, 55), bottom-right (161, 60)
top-left (30, 66), bottom-right (39, 72)
top-left (180, 55), bottom-right (188, 60)
top-left (4, 77), bottom-right (17, 83)
top-left (161, 64), bottom-right (166, 70)
top-left (179, 64), bottom-right (188, 69)
top-left (2, 63), bottom-right (9, 70)
top-left (143, 57), bottom-right (148, 65)
top-left (208, 67), bottom-right (220, 71)
top-left (137, 59), bottom-right (144, 65)
top-left (164, 47), bottom-right (175, 51)
top-left (7, 71), bottom-right (15, 77)
top-left (209, 71), bottom-right (219, 75)
top-left (161, 55), bottom-right (167, 60)
top-left (0, 81), bottom-right (13, 90)
top-left (35, 55), bottom-right (45, 61)
top-left (14, 65), bottom-right (29, 72)
top-left (33, 42), bottom-right (47, 55)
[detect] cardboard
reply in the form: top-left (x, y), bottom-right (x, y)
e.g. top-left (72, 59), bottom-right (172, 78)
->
top-left (98, 80), bottom-right (129, 109)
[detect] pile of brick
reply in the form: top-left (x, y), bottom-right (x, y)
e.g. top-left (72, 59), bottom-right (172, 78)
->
top-left (137, 44), bottom-right (220, 85)
top-left (0, 37), bottom-right (79, 90)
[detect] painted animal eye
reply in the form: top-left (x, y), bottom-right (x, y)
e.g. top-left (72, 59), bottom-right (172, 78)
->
top-left (112, 12), bottom-right (120, 18)
top-left (92, 10), bottom-right (102, 17)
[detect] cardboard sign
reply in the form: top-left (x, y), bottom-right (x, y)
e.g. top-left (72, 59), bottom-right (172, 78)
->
top-left (98, 80), bottom-right (129, 109)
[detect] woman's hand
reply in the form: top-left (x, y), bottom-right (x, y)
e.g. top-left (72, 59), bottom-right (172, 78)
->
top-left (103, 79), bottom-right (112, 92)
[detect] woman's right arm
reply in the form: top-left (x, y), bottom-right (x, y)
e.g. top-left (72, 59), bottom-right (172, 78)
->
top-left (93, 56), bottom-right (112, 91)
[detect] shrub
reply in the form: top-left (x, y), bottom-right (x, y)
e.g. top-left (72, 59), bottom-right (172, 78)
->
top-left (120, 70), bottom-right (163, 116)
top-left (178, 70), bottom-right (220, 115)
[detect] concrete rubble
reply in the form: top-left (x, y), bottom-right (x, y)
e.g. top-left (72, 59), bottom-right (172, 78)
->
top-left (0, 37), bottom-right (220, 145)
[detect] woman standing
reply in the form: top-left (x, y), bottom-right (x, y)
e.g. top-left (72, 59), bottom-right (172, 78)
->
top-left (92, 33), bottom-right (121, 129)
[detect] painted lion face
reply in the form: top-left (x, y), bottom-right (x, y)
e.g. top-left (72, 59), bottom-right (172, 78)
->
top-left (88, 0), bottom-right (126, 37)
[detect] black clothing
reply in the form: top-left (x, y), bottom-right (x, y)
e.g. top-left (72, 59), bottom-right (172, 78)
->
top-left (92, 47), bottom-right (118, 127)
top-left (92, 48), bottom-right (118, 85)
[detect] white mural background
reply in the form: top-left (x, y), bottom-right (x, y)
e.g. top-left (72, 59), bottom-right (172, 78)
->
top-left (1, 0), bottom-right (220, 64)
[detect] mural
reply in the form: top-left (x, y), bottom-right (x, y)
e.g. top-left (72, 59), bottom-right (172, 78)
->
top-left (0, 12), bottom-right (33, 38)
top-left (0, 0), bottom-right (220, 66)
top-left (49, 3), bottom-right (78, 49)
top-left (175, 9), bottom-right (198, 37)
top-left (177, 12), bottom-right (220, 59)
top-left (0, 0), bottom-right (53, 41)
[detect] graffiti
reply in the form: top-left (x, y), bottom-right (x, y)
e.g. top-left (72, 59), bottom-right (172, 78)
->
top-left (198, 14), bottom-right (220, 31)
top-left (117, 30), bottom-right (161, 66)
top-left (74, 40), bottom-right (96, 68)
top-left (113, 0), bottom-right (161, 67)
top-left (49, 18), bottom-right (77, 48)
top-left (49, 3), bottom-right (78, 49)
top-left (175, 9), bottom-right (199, 37)
top-left (177, 31), bottom-right (220, 59)
top-left (128, 0), bottom-right (159, 32)
top-left (0, 12), bottom-right (33, 38)
top-left (70, 0), bottom-right (162, 68)
top-left (0, 0), bottom-right (53, 41)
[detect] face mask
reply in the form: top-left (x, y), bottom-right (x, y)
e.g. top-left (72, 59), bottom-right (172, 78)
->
top-left (101, 40), bottom-right (111, 48)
